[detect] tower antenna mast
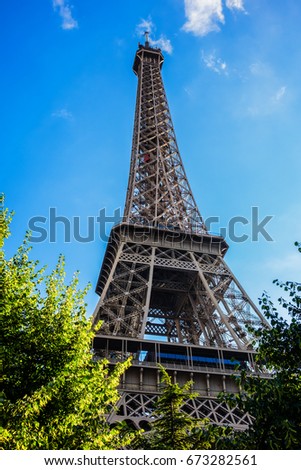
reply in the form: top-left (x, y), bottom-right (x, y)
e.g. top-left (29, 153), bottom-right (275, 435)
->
top-left (144, 30), bottom-right (150, 47)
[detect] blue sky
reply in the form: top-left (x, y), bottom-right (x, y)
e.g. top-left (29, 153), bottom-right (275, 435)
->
top-left (1, 0), bottom-right (301, 316)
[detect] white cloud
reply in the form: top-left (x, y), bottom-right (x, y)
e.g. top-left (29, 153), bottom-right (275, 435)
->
top-left (244, 84), bottom-right (288, 117)
top-left (182, 0), bottom-right (224, 36)
top-left (237, 62), bottom-right (288, 117)
top-left (182, 0), bottom-right (246, 37)
top-left (225, 0), bottom-right (245, 11)
top-left (52, 108), bottom-right (74, 120)
top-left (202, 50), bottom-right (228, 74)
top-left (274, 86), bottom-right (287, 102)
top-left (150, 37), bottom-right (173, 55)
top-left (249, 62), bottom-right (271, 77)
top-left (184, 86), bottom-right (193, 96)
top-left (136, 17), bottom-right (173, 54)
top-left (136, 17), bottom-right (154, 36)
top-left (53, 0), bottom-right (78, 30)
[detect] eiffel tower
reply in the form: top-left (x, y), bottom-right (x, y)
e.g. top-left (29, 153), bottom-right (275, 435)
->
top-left (92, 35), bottom-right (269, 430)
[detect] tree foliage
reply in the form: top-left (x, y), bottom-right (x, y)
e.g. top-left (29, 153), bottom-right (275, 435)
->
top-left (0, 196), bottom-right (136, 449)
top-left (223, 242), bottom-right (301, 449)
top-left (135, 366), bottom-right (199, 449)
top-left (134, 367), bottom-right (233, 450)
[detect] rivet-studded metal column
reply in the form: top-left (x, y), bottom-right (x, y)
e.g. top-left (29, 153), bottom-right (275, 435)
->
top-left (92, 39), bottom-right (270, 430)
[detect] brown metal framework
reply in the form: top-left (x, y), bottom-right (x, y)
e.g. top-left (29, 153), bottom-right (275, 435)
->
top-left (92, 40), bottom-right (269, 428)
top-left (124, 44), bottom-right (206, 234)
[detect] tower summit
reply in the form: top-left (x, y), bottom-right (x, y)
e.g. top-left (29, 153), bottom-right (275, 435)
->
top-left (92, 41), bottom-right (269, 428)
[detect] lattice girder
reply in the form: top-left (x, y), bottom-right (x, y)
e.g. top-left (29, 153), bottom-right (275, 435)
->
top-left (108, 392), bottom-right (252, 431)
top-left (124, 44), bottom-right (206, 234)
top-left (93, 226), bottom-right (269, 349)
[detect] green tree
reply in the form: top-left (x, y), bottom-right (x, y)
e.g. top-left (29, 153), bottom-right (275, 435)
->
top-left (139, 367), bottom-right (199, 449)
top-left (134, 367), bottom-right (232, 450)
top-left (224, 243), bottom-right (301, 449)
top-left (0, 196), bottom-right (136, 449)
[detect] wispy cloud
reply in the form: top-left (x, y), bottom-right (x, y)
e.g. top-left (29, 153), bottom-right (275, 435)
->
top-left (52, 108), bottom-right (74, 120)
top-left (182, 0), bottom-right (245, 37)
top-left (249, 61), bottom-right (271, 77)
top-left (245, 61), bottom-right (289, 117)
top-left (202, 50), bottom-right (228, 75)
top-left (233, 61), bottom-right (289, 117)
top-left (149, 37), bottom-right (173, 55)
top-left (245, 84), bottom-right (288, 117)
top-left (136, 17), bottom-right (173, 55)
top-left (274, 86), bottom-right (286, 102)
top-left (184, 86), bottom-right (193, 97)
top-left (136, 17), bottom-right (153, 36)
top-left (53, 0), bottom-right (78, 30)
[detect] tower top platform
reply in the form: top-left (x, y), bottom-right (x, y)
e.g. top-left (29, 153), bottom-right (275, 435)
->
top-left (133, 42), bottom-right (164, 75)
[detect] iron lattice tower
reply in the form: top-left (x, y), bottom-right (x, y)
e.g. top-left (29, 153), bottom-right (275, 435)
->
top-left (93, 39), bottom-right (269, 429)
